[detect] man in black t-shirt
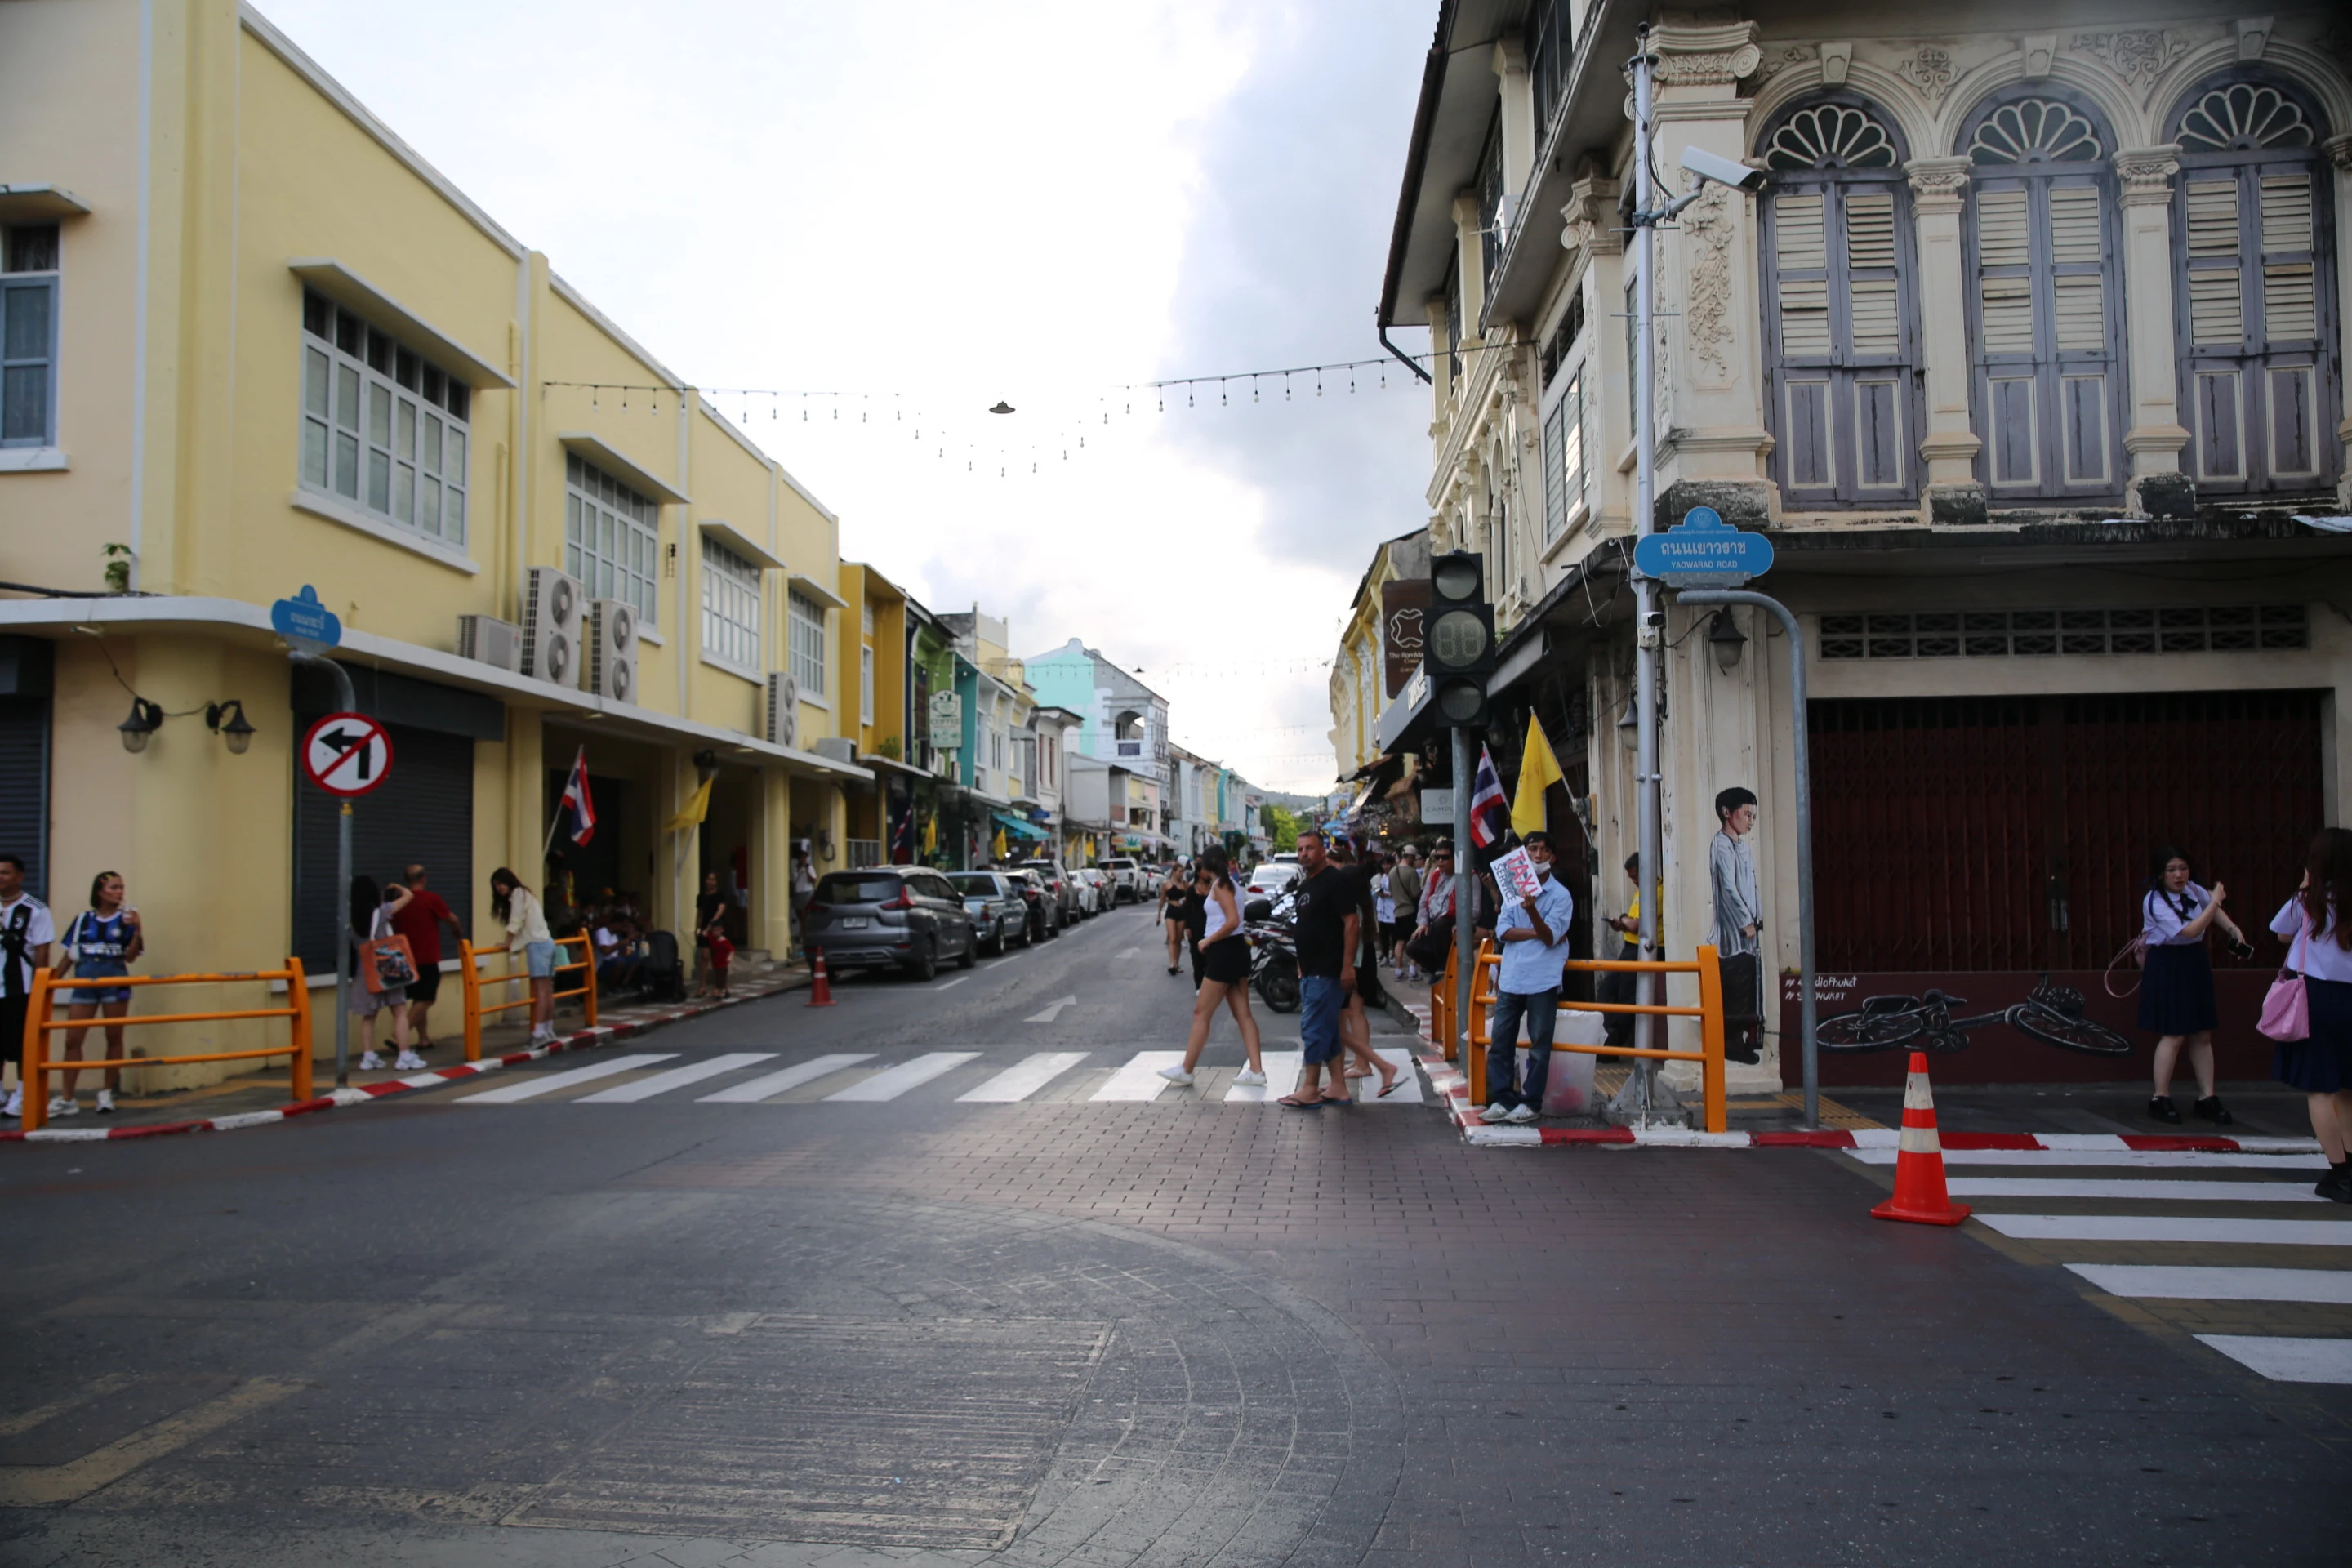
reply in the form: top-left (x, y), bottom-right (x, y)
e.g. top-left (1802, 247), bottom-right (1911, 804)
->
top-left (1283, 827), bottom-right (1356, 1108)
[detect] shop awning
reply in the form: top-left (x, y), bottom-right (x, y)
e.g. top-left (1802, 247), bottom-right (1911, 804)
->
top-left (994, 811), bottom-right (1049, 841)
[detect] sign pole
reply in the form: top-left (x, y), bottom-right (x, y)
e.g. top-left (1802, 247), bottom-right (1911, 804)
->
top-left (290, 648), bottom-right (358, 1085)
top-left (1451, 723), bottom-right (1475, 1067)
top-left (1624, 25), bottom-right (1669, 1125)
top-left (1676, 588), bottom-right (1818, 1129)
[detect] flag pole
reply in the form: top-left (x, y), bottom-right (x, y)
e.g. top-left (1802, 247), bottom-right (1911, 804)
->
top-left (544, 746), bottom-right (586, 856)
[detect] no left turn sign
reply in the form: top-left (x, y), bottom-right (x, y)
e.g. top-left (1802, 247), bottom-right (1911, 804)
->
top-left (301, 711), bottom-right (394, 798)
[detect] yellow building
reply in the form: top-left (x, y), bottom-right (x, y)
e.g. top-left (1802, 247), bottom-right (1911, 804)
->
top-left (0, 0), bottom-right (871, 1087)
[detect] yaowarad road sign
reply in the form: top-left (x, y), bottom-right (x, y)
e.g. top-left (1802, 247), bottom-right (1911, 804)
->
top-left (301, 711), bottom-right (394, 797)
top-left (1633, 506), bottom-right (1774, 587)
top-left (271, 584), bottom-right (342, 653)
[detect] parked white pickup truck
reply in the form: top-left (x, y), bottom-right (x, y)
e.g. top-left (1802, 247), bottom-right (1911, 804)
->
top-left (1097, 856), bottom-right (1145, 904)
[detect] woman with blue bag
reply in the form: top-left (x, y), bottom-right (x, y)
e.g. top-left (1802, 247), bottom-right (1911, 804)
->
top-left (2264, 828), bottom-right (2352, 1202)
top-left (51, 871), bottom-right (142, 1116)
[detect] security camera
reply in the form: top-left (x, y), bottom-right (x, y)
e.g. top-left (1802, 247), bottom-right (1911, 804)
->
top-left (1679, 145), bottom-right (1768, 194)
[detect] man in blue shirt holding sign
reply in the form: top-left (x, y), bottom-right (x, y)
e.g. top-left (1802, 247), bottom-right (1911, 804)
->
top-left (1483, 831), bottom-right (1577, 1124)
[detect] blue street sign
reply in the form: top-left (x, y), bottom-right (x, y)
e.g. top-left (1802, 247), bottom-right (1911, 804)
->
top-left (270, 585), bottom-right (341, 650)
top-left (1633, 506), bottom-right (1774, 586)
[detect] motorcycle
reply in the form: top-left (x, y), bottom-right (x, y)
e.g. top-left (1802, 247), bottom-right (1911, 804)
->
top-left (1244, 895), bottom-right (1300, 1013)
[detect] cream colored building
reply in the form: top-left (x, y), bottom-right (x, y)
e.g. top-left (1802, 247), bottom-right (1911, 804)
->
top-left (0, 0), bottom-right (871, 1086)
top-left (1376, 2), bottom-right (2352, 1087)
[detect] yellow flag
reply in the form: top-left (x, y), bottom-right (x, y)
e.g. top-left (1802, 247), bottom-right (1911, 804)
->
top-left (664, 773), bottom-right (715, 835)
top-left (993, 826), bottom-right (1008, 861)
top-left (923, 813), bottom-right (937, 856)
top-left (1512, 713), bottom-right (1563, 835)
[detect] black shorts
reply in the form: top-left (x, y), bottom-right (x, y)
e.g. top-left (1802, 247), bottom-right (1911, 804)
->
top-left (1200, 938), bottom-right (1249, 987)
top-left (406, 965), bottom-right (442, 1005)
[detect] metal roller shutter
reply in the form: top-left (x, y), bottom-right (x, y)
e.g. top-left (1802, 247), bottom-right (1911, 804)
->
top-left (291, 723), bottom-right (474, 973)
top-left (0, 697), bottom-right (49, 899)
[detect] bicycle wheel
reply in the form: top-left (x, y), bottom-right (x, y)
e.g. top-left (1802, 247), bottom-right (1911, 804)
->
top-left (2007, 1001), bottom-right (2134, 1057)
top-left (1816, 1001), bottom-right (1927, 1053)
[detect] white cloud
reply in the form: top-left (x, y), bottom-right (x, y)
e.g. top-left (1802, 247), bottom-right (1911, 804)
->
top-left (257, 0), bottom-right (1431, 791)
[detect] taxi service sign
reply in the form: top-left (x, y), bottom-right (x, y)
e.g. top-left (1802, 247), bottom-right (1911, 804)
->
top-left (301, 711), bottom-right (394, 798)
top-left (1633, 506), bottom-right (1774, 587)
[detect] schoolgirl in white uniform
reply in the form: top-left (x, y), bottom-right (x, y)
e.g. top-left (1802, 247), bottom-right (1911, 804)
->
top-left (2138, 847), bottom-right (2248, 1125)
top-left (2272, 827), bottom-right (2352, 1202)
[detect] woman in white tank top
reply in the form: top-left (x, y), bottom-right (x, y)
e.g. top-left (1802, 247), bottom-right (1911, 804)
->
top-left (1159, 850), bottom-right (1266, 1089)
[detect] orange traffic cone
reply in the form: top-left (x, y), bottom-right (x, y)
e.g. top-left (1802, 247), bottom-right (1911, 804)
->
top-left (807, 948), bottom-right (836, 1008)
top-left (1871, 1052), bottom-right (1971, 1226)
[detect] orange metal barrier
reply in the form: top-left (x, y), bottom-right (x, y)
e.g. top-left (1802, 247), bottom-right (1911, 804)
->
top-left (1428, 945), bottom-right (1459, 1061)
top-left (1466, 939), bottom-right (1728, 1133)
top-left (16, 963), bottom-right (314, 1132)
top-left (457, 934), bottom-right (596, 1062)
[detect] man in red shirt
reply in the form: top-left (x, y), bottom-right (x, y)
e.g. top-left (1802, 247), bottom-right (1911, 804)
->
top-left (394, 864), bottom-right (464, 1054)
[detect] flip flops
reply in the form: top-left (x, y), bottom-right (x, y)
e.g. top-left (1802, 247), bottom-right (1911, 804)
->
top-left (1276, 1094), bottom-right (1323, 1110)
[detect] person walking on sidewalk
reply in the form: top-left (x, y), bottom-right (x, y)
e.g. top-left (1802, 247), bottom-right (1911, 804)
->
top-left (1482, 832), bottom-right (1576, 1124)
top-left (1158, 863), bottom-right (1192, 975)
top-left (351, 876), bottom-right (422, 1072)
top-left (488, 867), bottom-right (559, 1046)
top-left (392, 863), bottom-right (461, 1056)
top-left (1388, 847), bottom-right (1423, 978)
top-left (1281, 828), bottom-right (1356, 1108)
top-left (1159, 849), bottom-right (1267, 1089)
top-left (1330, 841), bottom-right (1401, 1098)
top-left (2272, 830), bottom-right (2352, 1202)
top-left (1598, 854), bottom-right (1659, 1054)
top-left (0, 853), bottom-right (54, 1120)
top-left (2140, 846), bottom-right (2246, 1125)
top-left (1710, 788), bottom-right (1765, 1066)
top-left (51, 871), bottom-right (141, 1116)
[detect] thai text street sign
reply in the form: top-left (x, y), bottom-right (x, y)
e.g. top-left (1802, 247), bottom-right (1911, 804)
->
top-left (1633, 506), bottom-right (1774, 587)
top-left (301, 712), bottom-right (393, 797)
top-left (1380, 579), bottom-right (1431, 697)
top-left (271, 584), bottom-right (341, 653)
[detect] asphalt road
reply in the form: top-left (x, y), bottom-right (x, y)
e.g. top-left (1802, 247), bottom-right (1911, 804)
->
top-left (2, 899), bottom-right (2348, 1566)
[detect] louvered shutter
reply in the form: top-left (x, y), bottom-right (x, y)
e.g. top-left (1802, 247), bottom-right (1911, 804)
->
top-left (2168, 78), bottom-right (2338, 497)
top-left (0, 697), bottom-right (48, 900)
top-left (1762, 164), bottom-right (1918, 506)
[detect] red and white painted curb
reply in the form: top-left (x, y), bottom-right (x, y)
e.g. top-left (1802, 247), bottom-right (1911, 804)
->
top-left (1416, 1046), bottom-right (2321, 1154)
top-left (2, 987), bottom-right (790, 1146)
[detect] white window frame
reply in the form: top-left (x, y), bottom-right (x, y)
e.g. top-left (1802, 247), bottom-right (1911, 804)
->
top-left (2, 224), bottom-right (61, 451)
top-left (566, 455), bottom-right (661, 626)
top-left (700, 537), bottom-right (762, 675)
top-left (300, 288), bottom-right (470, 546)
top-left (788, 587), bottom-right (827, 696)
top-left (860, 643), bottom-right (875, 726)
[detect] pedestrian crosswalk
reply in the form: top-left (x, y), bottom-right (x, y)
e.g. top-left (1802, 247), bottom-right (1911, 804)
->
top-left (1851, 1146), bottom-right (2352, 1384)
top-left (454, 1047), bottom-right (1428, 1110)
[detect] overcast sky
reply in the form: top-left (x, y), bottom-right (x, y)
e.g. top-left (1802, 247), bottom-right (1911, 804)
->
top-left (262, 0), bottom-right (1436, 794)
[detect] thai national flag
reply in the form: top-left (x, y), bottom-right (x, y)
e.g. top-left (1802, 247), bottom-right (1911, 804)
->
top-left (559, 749), bottom-right (596, 845)
top-left (1469, 746), bottom-right (1509, 849)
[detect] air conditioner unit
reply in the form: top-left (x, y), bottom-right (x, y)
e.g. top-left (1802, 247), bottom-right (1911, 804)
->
top-left (587, 598), bottom-right (638, 704)
top-left (813, 736), bottom-right (856, 764)
top-left (765, 670), bottom-right (800, 749)
top-left (456, 614), bottom-right (523, 674)
top-left (522, 567), bottom-right (581, 687)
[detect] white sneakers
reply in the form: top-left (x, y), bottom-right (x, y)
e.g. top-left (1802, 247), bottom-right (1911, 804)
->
top-left (1156, 1065), bottom-right (1195, 1086)
top-left (393, 1051), bottom-right (426, 1071)
top-left (1233, 1068), bottom-right (1267, 1086)
top-left (1506, 1104), bottom-right (1537, 1124)
top-left (46, 1095), bottom-right (79, 1118)
top-left (1483, 1101), bottom-right (1511, 1120)
top-left (95, 1089), bottom-right (115, 1113)
top-left (359, 1051), bottom-right (385, 1071)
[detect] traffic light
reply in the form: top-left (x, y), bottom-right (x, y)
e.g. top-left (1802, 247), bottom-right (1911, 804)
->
top-left (1424, 550), bottom-right (1494, 730)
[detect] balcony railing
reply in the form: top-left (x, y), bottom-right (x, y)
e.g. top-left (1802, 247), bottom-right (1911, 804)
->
top-left (846, 839), bottom-right (883, 868)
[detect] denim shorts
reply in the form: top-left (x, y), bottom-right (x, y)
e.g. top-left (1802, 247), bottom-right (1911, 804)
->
top-left (1300, 975), bottom-right (1345, 1064)
top-left (524, 940), bottom-right (560, 978)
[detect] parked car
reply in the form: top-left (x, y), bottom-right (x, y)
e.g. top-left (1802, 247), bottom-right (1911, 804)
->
top-left (1073, 867), bottom-right (1112, 915)
top-left (1004, 868), bottom-right (1062, 942)
top-left (1245, 862), bottom-right (1302, 900)
top-left (1013, 858), bottom-right (1085, 924)
top-left (1098, 856), bottom-right (1143, 904)
top-left (947, 871), bottom-right (1030, 956)
top-left (803, 867), bottom-right (979, 981)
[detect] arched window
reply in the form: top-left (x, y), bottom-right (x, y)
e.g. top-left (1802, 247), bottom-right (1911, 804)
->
top-left (2167, 74), bottom-right (2340, 497)
top-left (1757, 96), bottom-right (1920, 508)
top-left (1960, 91), bottom-right (2125, 501)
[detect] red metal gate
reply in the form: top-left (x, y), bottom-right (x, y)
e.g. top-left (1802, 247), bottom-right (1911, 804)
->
top-left (1810, 690), bottom-right (2323, 973)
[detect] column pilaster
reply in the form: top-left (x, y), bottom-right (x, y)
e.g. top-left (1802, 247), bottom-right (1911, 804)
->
top-left (2115, 145), bottom-right (2194, 518)
top-left (1904, 158), bottom-right (1983, 523)
top-left (2328, 134), bottom-right (2352, 510)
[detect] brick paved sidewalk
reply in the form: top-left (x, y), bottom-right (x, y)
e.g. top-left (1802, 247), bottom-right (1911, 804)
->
top-left (3, 960), bottom-right (809, 1143)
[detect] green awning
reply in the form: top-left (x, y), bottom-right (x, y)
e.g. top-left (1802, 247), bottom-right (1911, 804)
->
top-left (994, 812), bottom-right (1049, 841)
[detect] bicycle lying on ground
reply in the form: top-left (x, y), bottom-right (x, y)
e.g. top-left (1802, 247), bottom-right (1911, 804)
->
top-left (1813, 978), bottom-right (2132, 1057)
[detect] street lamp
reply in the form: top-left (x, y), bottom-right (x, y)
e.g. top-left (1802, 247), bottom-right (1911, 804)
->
top-left (207, 699), bottom-right (256, 754)
top-left (117, 697), bottom-right (163, 754)
top-left (1708, 611), bottom-right (1748, 673)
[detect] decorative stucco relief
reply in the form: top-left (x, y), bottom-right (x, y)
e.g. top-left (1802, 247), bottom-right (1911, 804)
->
top-left (2069, 29), bottom-right (2194, 92)
top-left (1896, 46), bottom-right (1958, 100)
top-left (1681, 185), bottom-right (1737, 389)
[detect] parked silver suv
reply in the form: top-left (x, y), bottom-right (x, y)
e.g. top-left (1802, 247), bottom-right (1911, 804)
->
top-left (947, 871), bottom-right (1030, 956)
top-left (1013, 858), bottom-right (1085, 924)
